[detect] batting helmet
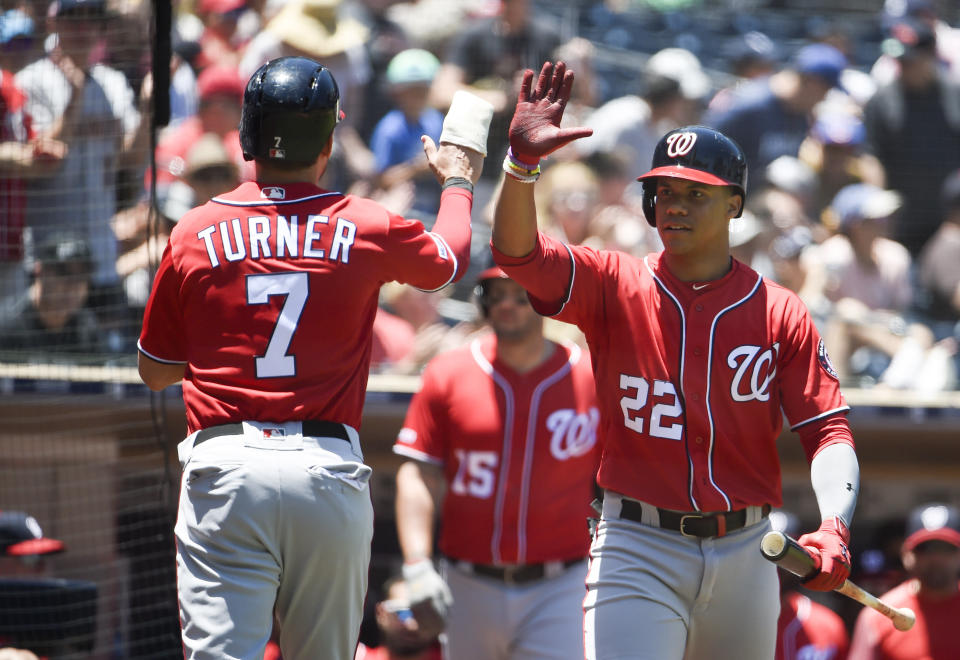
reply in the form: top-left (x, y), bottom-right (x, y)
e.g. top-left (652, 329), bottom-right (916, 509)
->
top-left (239, 56), bottom-right (342, 166)
top-left (636, 125), bottom-right (748, 227)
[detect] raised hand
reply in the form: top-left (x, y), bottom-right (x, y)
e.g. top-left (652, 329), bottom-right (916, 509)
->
top-left (508, 61), bottom-right (592, 163)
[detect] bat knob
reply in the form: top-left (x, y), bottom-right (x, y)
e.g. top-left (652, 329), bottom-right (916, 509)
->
top-left (893, 607), bottom-right (916, 631)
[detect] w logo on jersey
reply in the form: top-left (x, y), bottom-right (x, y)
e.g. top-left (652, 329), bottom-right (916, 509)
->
top-left (727, 343), bottom-right (779, 402)
top-left (665, 131), bottom-right (697, 158)
top-left (546, 407), bottom-right (599, 460)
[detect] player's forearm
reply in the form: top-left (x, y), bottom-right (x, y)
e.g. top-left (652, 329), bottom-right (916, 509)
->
top-left (810, 442), bottom-right (860, 526)
top-left (430, 186), bottom-right (473, 281)
top-left (395, 461), bottom-right (441, 562)
top-left (492, 174), bottom-right (539, 257)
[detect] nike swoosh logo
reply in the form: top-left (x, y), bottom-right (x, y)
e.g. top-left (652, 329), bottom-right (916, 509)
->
top-left (692, 283), bottom-right (709, 290)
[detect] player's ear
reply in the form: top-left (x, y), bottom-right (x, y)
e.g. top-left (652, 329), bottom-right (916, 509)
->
top-left (727, 190), bottom-right (743, 219)
top-left (321, 134), bottom-right (335, 158)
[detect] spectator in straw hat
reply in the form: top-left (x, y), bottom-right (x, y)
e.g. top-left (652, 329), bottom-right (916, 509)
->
top-left (239, 0), bottom-right (375, 188)
top-left (154, 64), bottom-right (251, 188)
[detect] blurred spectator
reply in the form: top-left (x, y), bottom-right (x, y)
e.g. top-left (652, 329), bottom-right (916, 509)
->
top-left (863, 17), bottom-right (960, 257)
top-left (0, 8), bottom-right (41, 73)
top-left (757, 156), bottom-right (821, 236)
top-left (182, 131), bottom-right (241, 204)
top-left (872, 0), bottom-right (960, 86)
top-left (154, 64), bottom-right (250, 187)
top-left (536, 159), bottom-right (601, 247)
top-left (0, 31), bottom-right (66, 312)
top-left (580, 150), bottom-right (658, 257)
top-left (848, 502), bottom-right (960, 660)
top-left (354, 575), bottom-right (442, 660)
top-left (0, 510), bottom-right (97, 659)
top-left (705, 43), bottom-right (848, 186)
top-left (709, 31), bottom-right (778, 116)
top-left (729, 210), bottom-right (773, 278)
top-left (341, 0), bottom-right (414, 142)
top-left (370, 304), bottom-right (416, 373)
top-left (0, 510), bottom-right (65, 577)
top-left (370, 48), bottom-right (443, 219)
top-left (770, 510), bottom-right (850, 660)
top-left (578, 47), bottom-right (710, 178)
top-left (918, 169), bottom-right (960, 325)
top-left (768, 226), bottom-right (822, 307)
top-left (15, 0), bottom-right (150, 317)
top-left (808, 184), bottom-right (953, 389)
top-left (429, 0), bottom-right (561, 183)
top-left (240, 0), bottom-right (375, 188)
top-left (377, 281), bottom-right (474, 375)
top-left (113, 180), bottom-right (193, 310)
top-left (0, 510), bottom-right (64, 657)
top-left (192, 0), bottom-right (250, 72)
top-left (798, 110), bottom-right (886, 219)
top-left (0, 234), bottom-right (112, 356)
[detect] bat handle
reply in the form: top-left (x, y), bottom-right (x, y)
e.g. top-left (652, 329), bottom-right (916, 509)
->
top-left (836, 581), bottom-right (916, 631)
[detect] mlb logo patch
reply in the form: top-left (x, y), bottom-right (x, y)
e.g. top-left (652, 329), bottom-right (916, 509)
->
top-left (263, 427), bottom-right (285, 439)
top-left (269, 148), bottom-right (286, 159)
top-left (262, 186), bottom-right (286, 200)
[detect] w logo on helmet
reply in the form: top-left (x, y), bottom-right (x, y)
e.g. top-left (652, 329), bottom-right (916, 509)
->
top-left (665, 131), bottom-right (697, 158)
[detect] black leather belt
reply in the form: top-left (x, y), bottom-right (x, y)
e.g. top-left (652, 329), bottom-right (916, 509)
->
top-left (194, 420), bottom-right (350, 446)
top-left (619, 500), bottom-right (770, 538)
top-left (463, 558), bottom-right (584, 585)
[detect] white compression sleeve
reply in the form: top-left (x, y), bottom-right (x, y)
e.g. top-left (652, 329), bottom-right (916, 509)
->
top-left (810, 443), bottom-right (860, 526)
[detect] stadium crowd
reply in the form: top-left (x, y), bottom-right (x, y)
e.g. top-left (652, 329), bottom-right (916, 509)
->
top-left (0, 0), bottom-right (959, 392)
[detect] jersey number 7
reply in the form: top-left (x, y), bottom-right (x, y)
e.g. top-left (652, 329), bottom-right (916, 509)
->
top-left (246, 272), bottom-right (309, 378)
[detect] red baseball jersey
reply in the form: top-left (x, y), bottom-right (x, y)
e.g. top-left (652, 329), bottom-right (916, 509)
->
top-left (777, 592), bottom-right (850, 660)
top-left (494, 236), bottom-right (851, 512)
top-left (849, 580), bottom-right (960, 660)
top-left (139, 181), bottom-right (471, 433)
top-left (393, 333), bottom-right (601, 565)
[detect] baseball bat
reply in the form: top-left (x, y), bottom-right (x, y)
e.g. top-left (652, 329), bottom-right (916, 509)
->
top-left (760, 530), bottom-right (915, 631)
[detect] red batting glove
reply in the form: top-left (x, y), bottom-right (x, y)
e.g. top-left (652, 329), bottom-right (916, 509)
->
top-left (508, 61), bottom-right (593, 164)
top-left (797, 517), bottom-right (851, 592)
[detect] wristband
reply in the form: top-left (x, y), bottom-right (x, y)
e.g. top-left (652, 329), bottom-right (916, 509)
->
top-left (507, 146), bottom-right (541, 171)
top-left (442, 176), bottom-right (474, 194)
top-left (503, 149), bottom-right (541, 183)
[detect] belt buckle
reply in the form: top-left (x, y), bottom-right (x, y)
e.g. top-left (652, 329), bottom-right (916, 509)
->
top-left (679, 513), bottom-right (705, 538)
top-left (501, 565), bottom-right (521, 586)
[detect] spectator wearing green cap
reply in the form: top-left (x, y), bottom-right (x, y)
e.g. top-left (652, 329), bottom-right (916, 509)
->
top-left (370, 48), bottom-right (444, 220)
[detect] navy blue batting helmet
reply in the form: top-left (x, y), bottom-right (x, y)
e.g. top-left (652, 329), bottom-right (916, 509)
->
top-left (636, 125), bottom-right (748, 227)
top-left (239, 56), bottom-right (342, 166)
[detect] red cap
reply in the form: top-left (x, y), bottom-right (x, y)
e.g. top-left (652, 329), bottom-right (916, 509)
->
top-left (0, 511), bottom-right (65, 557)
top-left (197, 65), bottom-right (245, 102)
top-left (476, 265), bottom-right (509, 283)
top-left (902, 503), bottom-right (960, 552)
top-left (199, 0), bottom-right (246, 14)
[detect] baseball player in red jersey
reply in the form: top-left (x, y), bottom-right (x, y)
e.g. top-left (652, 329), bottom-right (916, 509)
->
top-left (136, 56), bottom-right (484, 660)
top-left (491, 61), bottom-right (861, 660)
top-left (771, 511), bottom-right (850, 660)
top-left (848, 503), bottom-right (960, 660)
top-left (393, 266), bottom-right (601, 660)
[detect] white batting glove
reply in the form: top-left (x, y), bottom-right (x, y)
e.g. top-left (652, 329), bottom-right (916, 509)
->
top-left (402, 558), bottom-right (453, 636)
